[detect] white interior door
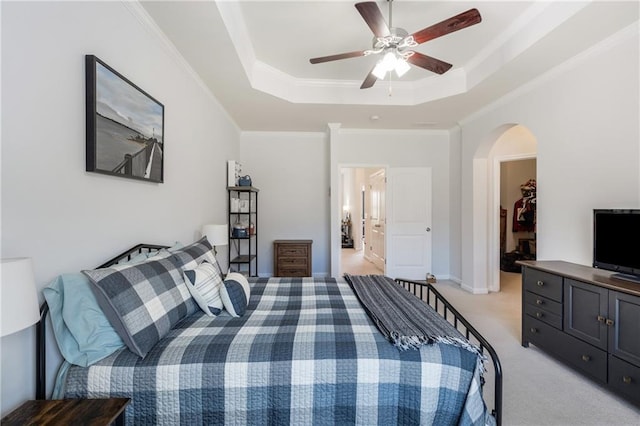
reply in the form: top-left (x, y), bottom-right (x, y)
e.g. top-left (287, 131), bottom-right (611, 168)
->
top-left (367, 169), bottom-right (386, 271)
top-left (386, 167), bottom-right (432, 280)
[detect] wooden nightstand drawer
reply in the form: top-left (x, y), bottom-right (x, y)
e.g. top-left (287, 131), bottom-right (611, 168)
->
top-left (279, 257), bottom-right (307, 266)
top-left (274, 240), bottom-right (312, 277)
top-left (277, 245), bottom-right (308, 257)
top-left (279, 267), bottom-right (308, 277)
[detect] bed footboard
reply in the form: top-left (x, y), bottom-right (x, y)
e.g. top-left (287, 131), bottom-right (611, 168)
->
top-left (394, 278), bottom-right (503, 426)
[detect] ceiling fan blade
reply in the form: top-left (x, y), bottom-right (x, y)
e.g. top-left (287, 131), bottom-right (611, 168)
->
top-left (360, 68), bottom-right (378, 89)
top-left (355, 2), bottom-right (390, 38)
top-left (407, 52), bottom-right (452, 75)
top-left (410, 8), bottom-right (481, 45)
top-left (310, 50), bottom-right (367, 64)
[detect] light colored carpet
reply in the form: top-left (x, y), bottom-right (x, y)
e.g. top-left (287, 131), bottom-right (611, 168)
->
top-left (341, 250), bottom-right (639, 425)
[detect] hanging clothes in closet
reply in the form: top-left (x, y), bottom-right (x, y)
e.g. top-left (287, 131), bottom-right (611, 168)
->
top-left (513, 179), bottom-right (536, 232)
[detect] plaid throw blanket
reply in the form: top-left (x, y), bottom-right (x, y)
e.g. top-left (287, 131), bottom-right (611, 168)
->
top-left (345, 274), bottom-right (482, 356)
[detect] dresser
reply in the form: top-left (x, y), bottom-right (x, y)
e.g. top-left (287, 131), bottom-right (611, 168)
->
top-left (273, 240), bottom-right (312, 277)
top-left (520, 260), bottom-right (640, 407)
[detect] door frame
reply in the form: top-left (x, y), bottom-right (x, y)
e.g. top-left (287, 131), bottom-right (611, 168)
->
top-left (334, 164), bottom-right (387, 277)
top-left (489, 153), bottom-right (536, 292)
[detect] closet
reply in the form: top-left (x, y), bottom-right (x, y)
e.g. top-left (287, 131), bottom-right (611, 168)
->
top-left (500, 164), bottom-right (537, 272)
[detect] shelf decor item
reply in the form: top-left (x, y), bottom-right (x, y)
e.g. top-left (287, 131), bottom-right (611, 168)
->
top-left (85, 55), bottom-right (165, 183)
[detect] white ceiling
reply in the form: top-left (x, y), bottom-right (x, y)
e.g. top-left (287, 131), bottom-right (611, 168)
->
top-left (139, 1), bottom-right (639, 132)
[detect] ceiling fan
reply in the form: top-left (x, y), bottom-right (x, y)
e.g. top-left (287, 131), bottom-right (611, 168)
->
top-left (309, 0), bottom-right (482, 89)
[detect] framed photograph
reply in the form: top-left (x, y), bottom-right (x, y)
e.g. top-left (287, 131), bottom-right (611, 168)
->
top-left (86, 55), bottom-right (164, 183)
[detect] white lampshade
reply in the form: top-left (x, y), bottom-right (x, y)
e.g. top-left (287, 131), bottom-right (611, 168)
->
top-left (202, 224), bottom-right (229, 247)
top-left (1, 257), bottom-right (40, 337)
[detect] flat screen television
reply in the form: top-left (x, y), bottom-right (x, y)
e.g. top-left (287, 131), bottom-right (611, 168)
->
top-left (593, 209), bottom-right (640, 283)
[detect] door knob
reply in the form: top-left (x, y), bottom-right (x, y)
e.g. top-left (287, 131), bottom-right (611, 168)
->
top-left (426, 227), bottom-right (431, 232)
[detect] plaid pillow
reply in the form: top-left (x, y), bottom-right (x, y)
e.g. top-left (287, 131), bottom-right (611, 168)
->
top-left (171, 236), bottom-right (220, 271)
top-left (84, 256), bottom-right (196, 358)
top-left (220, 272), bottom-right (251, 317)
top-left (183, 260), bottom-right (224, 316)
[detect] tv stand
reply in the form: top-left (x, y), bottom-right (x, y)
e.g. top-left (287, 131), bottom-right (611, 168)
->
top-left (611, 272), bottom-right (640, 284)
top-left (519, 260), bottom-right (640, 408)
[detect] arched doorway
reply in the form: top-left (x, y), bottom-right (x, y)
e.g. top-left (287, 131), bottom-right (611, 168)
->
top-left (472, 124), bottom-right (537, 293)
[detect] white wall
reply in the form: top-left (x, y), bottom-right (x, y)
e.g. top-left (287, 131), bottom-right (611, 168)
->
top-left (330, 129), bottom-right (452, 278)
top-left (239, 131), bottom-right (329, 276)
top-left (457, 25), bottom-right (639, 293)
top-left (1, 2), bottom-right (239, 414)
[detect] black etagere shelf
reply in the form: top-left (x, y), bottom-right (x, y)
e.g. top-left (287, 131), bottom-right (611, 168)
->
top-left (228, 186), bottom-right (258, 277)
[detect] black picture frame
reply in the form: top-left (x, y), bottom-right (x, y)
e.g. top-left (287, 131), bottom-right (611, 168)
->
top-left (86, 55), bottom-right (164, 183)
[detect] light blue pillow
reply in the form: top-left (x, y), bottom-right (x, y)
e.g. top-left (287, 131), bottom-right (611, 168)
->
top-left (43, 273), bottom-right (125, 366)
top-left (220, 272), bottom-right (251, 317)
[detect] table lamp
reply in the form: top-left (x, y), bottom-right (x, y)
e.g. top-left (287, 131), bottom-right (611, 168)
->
top-left (1, 257), bottom-right (40, 337)
top-left (202, 224), bottom-right (228, 275)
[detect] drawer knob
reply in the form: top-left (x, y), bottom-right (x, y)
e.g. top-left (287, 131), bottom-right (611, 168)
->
top-left (537, 280), bottom-right (544, 287)
top-left (622, 376), bottom-right (632, 385)
top-left (581, 355), bottom-right (591, 362)
top-left (597, 315), bottom-right (606, 323)
top-left (536, 312), bottom-right (543, 318)
top-left (536, 299), bottom-right (544, 305)
top-left (530, 327), bottom-right (538, 334)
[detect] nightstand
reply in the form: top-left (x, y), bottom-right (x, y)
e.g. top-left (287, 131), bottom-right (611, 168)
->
top-left (1, 398), bottom-right (130, 426)
top-left (273, 240), bottom-right (312, 277)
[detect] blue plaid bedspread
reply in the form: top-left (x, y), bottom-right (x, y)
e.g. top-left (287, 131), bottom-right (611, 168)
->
top-left (60, 277), bottom-right (494, 425)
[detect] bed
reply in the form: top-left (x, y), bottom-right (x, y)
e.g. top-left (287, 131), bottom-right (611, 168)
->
top-left (37, 240), bottom-right (502, 425)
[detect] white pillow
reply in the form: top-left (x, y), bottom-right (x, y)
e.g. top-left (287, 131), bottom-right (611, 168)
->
top-left (220, 273), bottom-right (251, 317)
top-left (183, 261), bottom-right (224, 316)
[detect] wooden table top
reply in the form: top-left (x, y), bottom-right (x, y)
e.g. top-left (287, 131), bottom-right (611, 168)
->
top-left (1, 398), bottom-right (130, 426)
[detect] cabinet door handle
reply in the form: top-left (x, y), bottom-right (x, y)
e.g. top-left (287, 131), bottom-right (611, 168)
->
top-left (536, 280), bottom-right (544, 287)
top-left (622, 376), bottom-right (632, 384)
top-left (536, 299), bottom-right (544, 305)
top-left (597, 315), bottom-right (606, 323)
top-left (530, 327), bottom-right (538, 334)
top-left (581, 355), bottom-right (591, 362)
top-left (606, 319), bottom-right (615, 326)
top-left (536, 312), bottom-right (543, 318)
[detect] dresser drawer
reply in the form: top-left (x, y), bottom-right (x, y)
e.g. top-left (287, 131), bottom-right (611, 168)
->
top-left (524, 303), bottom-right (562, 330)
top-left (277, 245), bottom-right (308, 257)
top-left (523, 268), bottom-right (563, 302)
top-left (524, 290), bottom-right (562, 316)
top-left (525, 316), bottom-right (607, 383)
top-left (608, 355), bottom-right (640, 405)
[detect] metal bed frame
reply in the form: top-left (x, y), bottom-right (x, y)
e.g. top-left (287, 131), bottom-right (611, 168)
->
top-left (394, 278), bottom-right (503, 426)
top-left (36, 244), bottom-right (502, 425)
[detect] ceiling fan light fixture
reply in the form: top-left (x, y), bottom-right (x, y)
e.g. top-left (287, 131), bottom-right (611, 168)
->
top-left (394, 58), bottom-right (410, 77)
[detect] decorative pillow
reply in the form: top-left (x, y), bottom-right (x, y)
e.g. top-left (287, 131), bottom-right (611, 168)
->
top-left (43, 273), bottom-right (125, 366)
top-left (183, 261), bottom-right (224, 316)
top-left (171, 236), bottom-right (220, 272)
top-left (220, 272), bottom-right (251, 317)
top-left (83, 256), bottom-right (196, 358)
